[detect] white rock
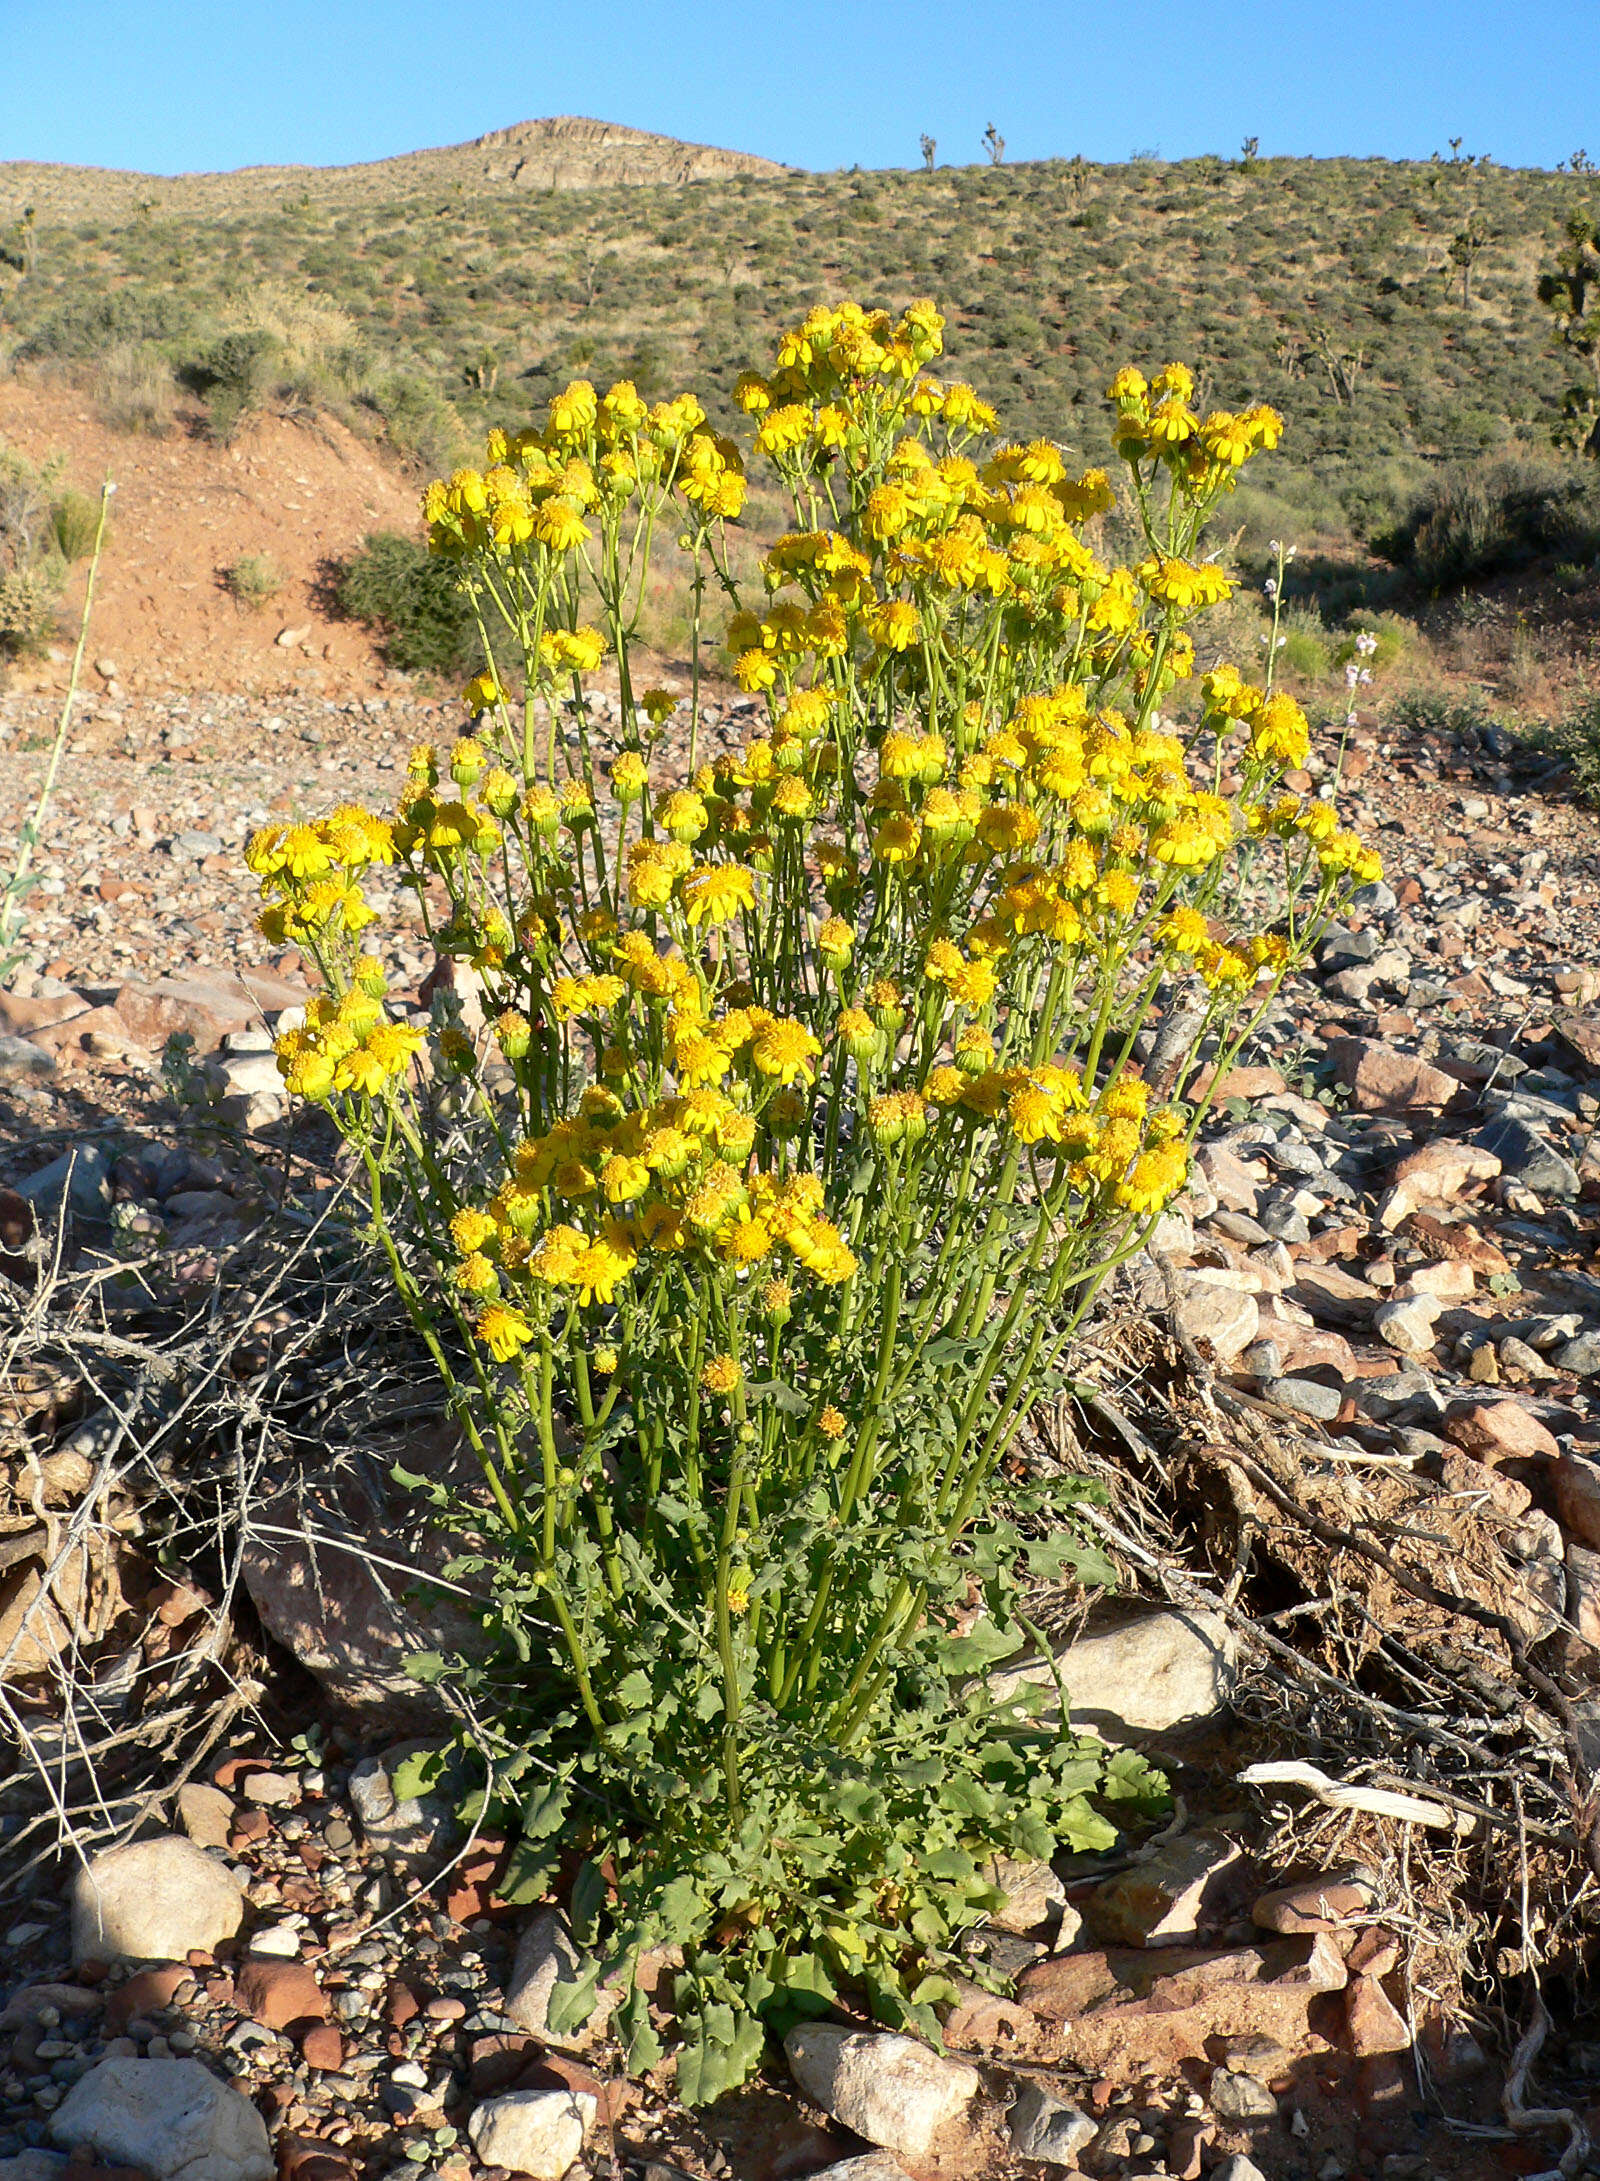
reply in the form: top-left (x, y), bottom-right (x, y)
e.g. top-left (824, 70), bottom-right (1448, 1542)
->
top-left (784, 2024), bottom-right (980, 2161)
top-left (810, 2160), bottom-right (913, 2181)
top-left (987, 1608), bottom-right (1236, 1741)
top-left (1374, 1290), bottom-right (1442, 1357)
top-left (467, 2087), bottom-right (594, 2179)
top-left (50, 2057), bottom-right (272, 2181)
top-left (246, 1923), bottom-right (300, 1958)
top-left (70, 1837), bottom-right (244, 1964)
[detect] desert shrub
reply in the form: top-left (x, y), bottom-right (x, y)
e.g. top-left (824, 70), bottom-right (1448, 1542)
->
top-left (1278, 602), bottom-right (1333, 682)
top-left (1376, 456), bottom-right (1600, 589)
top-left (0, 445), bottom-right (66, 660)
top-left (88, 341), bottom-right (179, 435)
top-left (223, 552), bottom-right (284, 610)
top-left (333, 530), bottom-right (481, 677)
top-left (1528, 689), bottom-right (1600, 805)
top-left (246, 309), bottom-right (1381, 2095)
top-left (182, 328), bottom-right (283, 439)
top-left (51, 489), bottom-right (103, 563)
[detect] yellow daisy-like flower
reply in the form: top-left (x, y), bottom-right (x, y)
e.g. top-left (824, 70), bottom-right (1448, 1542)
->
top-left (752, 1019), bottom-right (822, 1085)
top-left (682, 863), bottom-right (757, 927)
top-left (701, 1353), bottom-right (742, 1396)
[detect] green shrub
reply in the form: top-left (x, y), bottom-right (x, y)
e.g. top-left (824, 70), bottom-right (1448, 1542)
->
top-left (183, 328), bottom-right (284, 439)
top-left (1376, 456), bottom-right (1600, 589)
top-left (223, 552), bottom-right (284, 610)
top-left (332, 530), bottom-right (481, 676)
top-left (1530, 690), bottom-right (1600, 804)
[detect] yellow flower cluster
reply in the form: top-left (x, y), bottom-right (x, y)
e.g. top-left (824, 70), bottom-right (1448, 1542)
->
top-left (244, 807), bottom-right (393, 945)
top-left (251, 301), bottom-right (1383, 1387)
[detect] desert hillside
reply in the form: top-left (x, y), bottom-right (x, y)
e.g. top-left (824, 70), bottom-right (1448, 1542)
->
top-left (0, 379), bottom-right (417, 695)
top-left (0, 115), bottom-right (788, 226)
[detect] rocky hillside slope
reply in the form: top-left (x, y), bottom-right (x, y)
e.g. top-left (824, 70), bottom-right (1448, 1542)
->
top-left (0, 117), bottom-right (788, 226)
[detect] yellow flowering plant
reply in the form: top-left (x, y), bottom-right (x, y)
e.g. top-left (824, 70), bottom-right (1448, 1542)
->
top-left (245, 303), bottom-right (1378, 2098)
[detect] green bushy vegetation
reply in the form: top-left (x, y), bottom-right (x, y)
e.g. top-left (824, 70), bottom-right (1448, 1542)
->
top-left (2, 151), bottom-right (1597, 500)
top-left (332, 530), bottom-right (482, 675)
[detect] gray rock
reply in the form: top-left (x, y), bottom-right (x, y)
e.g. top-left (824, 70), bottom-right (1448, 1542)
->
top-left (1263, 1376), bottom-right (1344, 1423)
top-left (1475, 1116), bottom-right (1580, 1200)
top-left (985, 1854), bottom-right (1070, 1936)
top-left (1209, 2067), bottom-right (1278, 2122)
top-left (987, 1609), bottom-right (1236, 1742)
top-left (70, 1836), bottom-right (244, 1964)
top-left (1350, 879), bottom-right (1398, 915)
top-left (347, 1745), bottom-right (459, 1873)
top-left (19, 1145), bottom-right (113, 1221)
top-left (0, 2155), bottom-right (69, 2181)
top-left (785, 2024), bottom-right (980, 2161)
top-left (1374, 1291), bottom-right (1442, 1357)
top-left (1319, 928), bottom-right (1380, 969)
top-left (50, 2057), bottom-right (271, 2181)
top-left (1086, 1832), bottom-right (1241, 1947)
top-left (501, 1908), bottom-right (614, 2046)
top-left (169, 831), bottom-right (225, 860)
top-left (0, 1035), bottom-right (54, 1081)
top-left (1008, 2081), bottom-right (1096, 2163)
top-left (1556, 1332), bottom-right (1600, 1378)
top-left (467, 2088), bottom-right (594, 2179)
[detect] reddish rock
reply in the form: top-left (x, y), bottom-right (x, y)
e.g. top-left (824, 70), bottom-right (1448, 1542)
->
top-left (1290, 1262), bottom-right (1381, 1328)
top-left (1253, 1871), bottom-right (1375, 1935)
top-left (228, 1807), bottom-right (271, 1847)
top-left (1326, 1039), bottom-right (1460, 1114)
top-left (1439, 1454), bottom-right (1532, 1523)
top-left (1567, 1544), bottom-right (1600, 1648)
top-left (233, 1956), bottom-right (326, 2032)
top-left (1346, 1928), bottom-right (1402, 1980)
top-left (382, 1979), bottom-right (420, 2029)
top-left (1346, 1976), bottom-right (1412, 2055)
top-left (468, 2031), bottom-right (541, 2095)
top-left (1017, 1938), bottom-right (1345, 2073)
top-left (1188, 1063), bottom-right (1287, 1104)
top-left (278, 2139), bottom-right (359, 2181)
top-left (515, 2048), bottom-right (629, 2128)
top-left (1554, 1453), bottom-right (1600, 1549)
top-left (298, 2024), bottom-right (345, 2072)
top-left (104, 1966), bottom-right (189, 2033)
top-left (1166, 2117), bottom-right (1214, 2180)
top-left (1443, 1399), bottom-right (1562, 1465)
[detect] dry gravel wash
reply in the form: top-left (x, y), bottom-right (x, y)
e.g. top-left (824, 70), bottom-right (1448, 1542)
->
top-left (2, 689), bottom-right (1600, 2181)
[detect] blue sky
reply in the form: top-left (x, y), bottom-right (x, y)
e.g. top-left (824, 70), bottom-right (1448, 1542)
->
top-left (0, 0), bottom-right (1591, 177)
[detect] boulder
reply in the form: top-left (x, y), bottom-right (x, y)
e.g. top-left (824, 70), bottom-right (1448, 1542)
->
top-left (784, 2024), bottom-right (980, 2162)
top-left (50, 2057), bottom-right (271, 2181)
top-left (467, 2088), bottom-right (594, 2179)
top-left (986, 1609), bottom-right (1235, 1742)
top-left (71, 1836), bottom-right (244, 1964)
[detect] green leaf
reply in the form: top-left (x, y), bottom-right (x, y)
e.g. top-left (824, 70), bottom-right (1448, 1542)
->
top-left (617, 1981), bottom-right (664, 2074)
top-left (388, 1747), bottom-right (445, 1801)
top-left (938, 1619), bottom-right (1020, 1673)
top-left (570, 1858), bottom-right (607, 1945)
top-left (497, 1837), bottom-right (560, 1906)
top-left (545, 1959), bottom-right (601, 2038)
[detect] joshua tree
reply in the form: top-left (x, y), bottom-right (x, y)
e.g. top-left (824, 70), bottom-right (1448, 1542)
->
top-left (1449, 211), bottom-right (1488, 307)
top-left (983, 124), bottom-right (1005, 167)
top-left (1239, 136), bottom-right (1260, 171)
top-left (1538, 206), bottom-right (1600, 453)
top-left (920, 134), bottom-right (936, 173)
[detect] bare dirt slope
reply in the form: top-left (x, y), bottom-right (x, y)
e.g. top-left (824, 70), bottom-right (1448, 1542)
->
top-left (0, 383), bottom-right (417, 699)
top-left (0, 116), bottom-right (788, 227)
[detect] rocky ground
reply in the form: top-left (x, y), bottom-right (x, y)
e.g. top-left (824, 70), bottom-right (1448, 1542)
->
top-left (2, 682), bottom-right (1600, 2181)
